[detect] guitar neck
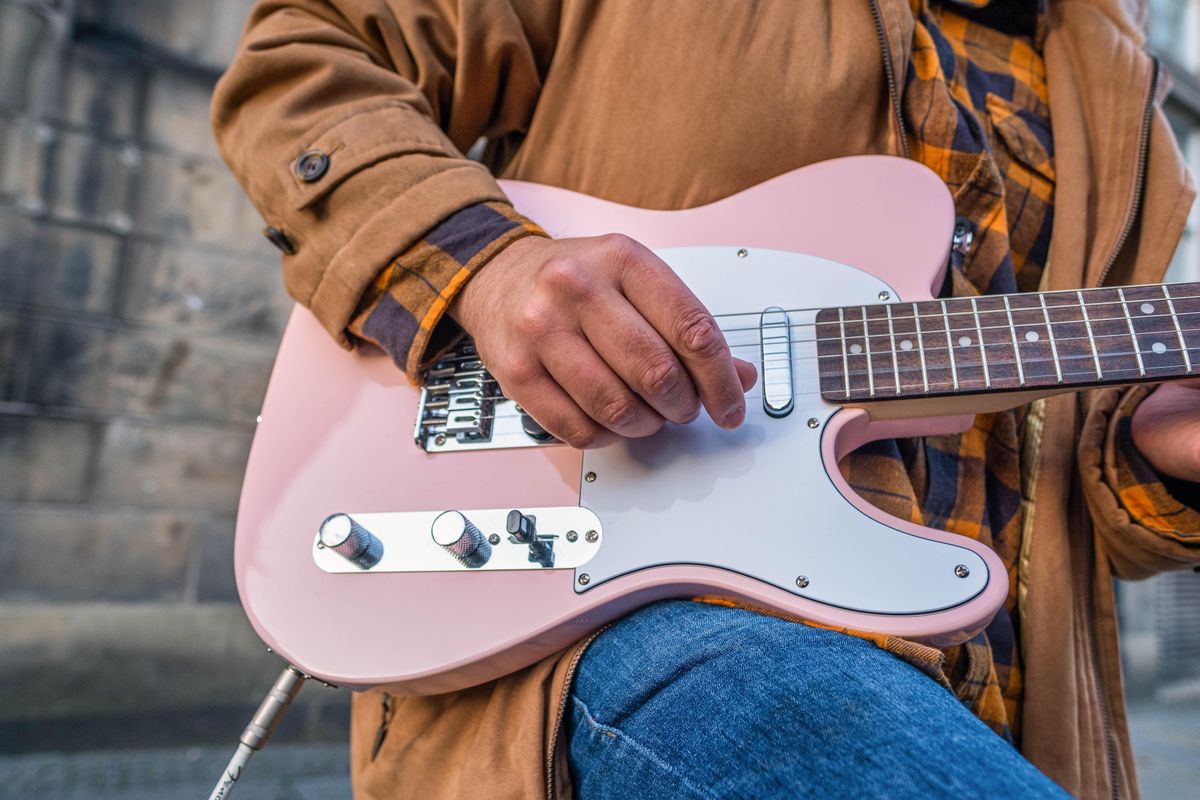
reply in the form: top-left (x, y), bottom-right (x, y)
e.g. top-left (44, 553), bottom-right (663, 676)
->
top-left (815, 282), bottom-right (1200, 408)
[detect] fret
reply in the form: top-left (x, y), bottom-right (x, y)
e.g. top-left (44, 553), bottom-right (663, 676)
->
top-left (888, 303), bottom-right (924, 394)
top-left (1117, 288), bottom-right (1146, 376)
top-left (913, 299), bottom-right (956, 394)
top-left (974, 295), bottom-right (1022, 389)
top-left (912, 302), bottom-right (930, 393)
top-left (814, 306), bottom-right (854, 400)
top-left (1120, 285), bottom-right (1190, 378)
top-left (885, 304), bottom-right (901, 395)
top-left (1002, 296), bottom-right (1026, 386)
top-left (1163, 285), bottom-right (1193, 374)
top-left (861, 306), bottom-right (876, 397)
top-left (1076, 291), bottom-right (1102, 379)
top-left (1006, 293), bottom-right (1058, 384)
top-left (1167, 283), bottom-right (1200, 370)
top-left (1075, 287), bottom-right (1142, 378)
top-left (1041, 290), bottom-right (1095, 384)
top-left (1037, 294), bottom-right (1064, 384)
top-left (970, 297), bottom-right (991, 388)
top-left (940, 300), bottom-right (960, 391)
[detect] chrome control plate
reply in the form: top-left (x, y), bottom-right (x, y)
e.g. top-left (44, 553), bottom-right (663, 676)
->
top-left (311, 507), bottom-right (603, 573)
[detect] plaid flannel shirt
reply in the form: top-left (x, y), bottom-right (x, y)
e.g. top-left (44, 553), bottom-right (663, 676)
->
top-left (347, 0), bottom-right (1199, 745)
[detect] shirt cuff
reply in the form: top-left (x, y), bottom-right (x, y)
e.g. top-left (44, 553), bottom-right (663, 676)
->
top-left (1111, 407), bottom-right (1200, 536)
top-left (347, 201), bottom-right (545, 382)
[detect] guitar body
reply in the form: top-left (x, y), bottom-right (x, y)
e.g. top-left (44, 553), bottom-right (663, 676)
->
top-left (235, 156), bottom-right (1009, 694)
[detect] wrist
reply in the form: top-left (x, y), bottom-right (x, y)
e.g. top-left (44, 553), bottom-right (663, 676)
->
top-left (449, 234), bottom-right (547, 336)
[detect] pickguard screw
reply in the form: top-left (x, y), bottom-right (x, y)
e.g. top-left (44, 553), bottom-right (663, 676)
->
top-left (807, 418), bottom-right (820, 429)
top-left (434, 434), bottom-right (447, 446)
top-left (566, 530), bottom-right (578, 543)
top-left (585, 471), bottom-right (597, 483)
top-left (578, 574), bottom-right (591, 586)
top-left (488, 534), bottom-right (501, 545)
top-left (878, 291), bottom-right (891, 301)
top-left (954, 564), bottom-right (970, 578)
top-left (796, 575), bottom-right (810, 589)
top-left (737, 248), bottom-right (748, 258)
top-left (585, 530), bottom-right (599, 543)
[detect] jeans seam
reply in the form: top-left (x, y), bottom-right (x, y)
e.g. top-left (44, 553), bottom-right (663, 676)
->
top-left (571, 695), bottom-right (719, 800)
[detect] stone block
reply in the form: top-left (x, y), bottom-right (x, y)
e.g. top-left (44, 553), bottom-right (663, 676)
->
top-left (0, 508), bottom-right (227, 603)
top-left (0, 2), bottom-right (58, 113)
top-left (26, 318), bottom-right (274, 422)
top-left (54, 44), bottom-right (142, 139)
top-left (144, 70), bottom-right (222, 160)
top-left (134, 150), bottom-right (264, 248)
top-left (0, 603), bottom-right (281, 721)
top-left (0, 312), bottom-right (22, 401)
top-left (91, 418), bottom-right (251, 511)
top-left (0, 415), bottom-right (95, 503)
top-left (0, 207), bottom-right (122, 315)
top-left (0, 115), bottom-right (52, 214)
top-left (77, 0), bottom-right (257, 72)
top-left (49, 129), bottom-right (138, 230)
top-left (193, 519), bottom-right (237, 603)
top-left (121, 240), bottom-right (291, 340)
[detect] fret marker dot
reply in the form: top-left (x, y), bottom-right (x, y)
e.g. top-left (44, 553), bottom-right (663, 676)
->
top-left (958, 336), bottom-right (972, 347)
top-left (1152, 341), bottom-right (1167, 354)
top-left (849, 344), bottom-right (863, 355)
top-left (1025, 330), bottom-right (1040, 342)
top-left (1140, 303), bottom-right (1155, 314)
top-left (899, 339), bottom-right (913, 351)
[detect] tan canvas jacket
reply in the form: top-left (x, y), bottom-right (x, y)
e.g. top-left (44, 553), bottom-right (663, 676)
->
top-left (212, 1), bottom-right (1198, 797)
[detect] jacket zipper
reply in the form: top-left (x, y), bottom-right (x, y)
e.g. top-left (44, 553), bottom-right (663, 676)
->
top-left (1090, 57), bottom-right (1159, 800)
top-left (1096, 57), bottom-right (1161, 287)
top-left (545, 624), bottom-right (613, 800)
top-left (868, 0), bottom-right (910, 159)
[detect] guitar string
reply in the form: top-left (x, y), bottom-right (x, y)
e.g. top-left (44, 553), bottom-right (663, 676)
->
top-left (428, 344), bottom-right (1199, 427)
top-left (434, 323), bottom-right (1200, 386)
top-left (435, 304), bottom-right (1200, 364)
top-left (696, 282), bottom-right (1200, 322)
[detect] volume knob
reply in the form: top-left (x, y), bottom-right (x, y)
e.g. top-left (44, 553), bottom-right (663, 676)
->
top-left (431, 511), bottom-right (492, 568)
top-left (319, 513), bottom-right (383, 569)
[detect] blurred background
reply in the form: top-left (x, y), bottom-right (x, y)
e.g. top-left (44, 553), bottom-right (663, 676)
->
top-left (0, 0), bottom-right (1197, 797)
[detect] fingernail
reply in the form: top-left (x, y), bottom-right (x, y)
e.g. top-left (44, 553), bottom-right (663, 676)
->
top-left (722, 405), bottom-right (744, 428)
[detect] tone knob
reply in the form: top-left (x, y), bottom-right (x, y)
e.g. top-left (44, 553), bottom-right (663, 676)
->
top-left (431, 511), bottom-right (492, 568)
top-left (319, 513), bottom-right (383, 569)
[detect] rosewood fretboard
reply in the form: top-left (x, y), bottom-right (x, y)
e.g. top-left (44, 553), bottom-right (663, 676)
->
top-left (815, 282), bottom-right (1200, 403)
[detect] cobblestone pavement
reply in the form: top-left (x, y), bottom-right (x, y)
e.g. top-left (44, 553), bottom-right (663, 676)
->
top-left (0, 700), bottom-right (1195, 799)
top-left (0, 742), bottom-right (351, 800)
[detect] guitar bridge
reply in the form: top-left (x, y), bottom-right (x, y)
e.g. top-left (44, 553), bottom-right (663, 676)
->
top-left (414, 339), bottom-right (562, 452)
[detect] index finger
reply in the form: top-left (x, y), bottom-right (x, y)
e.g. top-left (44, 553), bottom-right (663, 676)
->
top-left (612, 240), bottom-right (748, 428)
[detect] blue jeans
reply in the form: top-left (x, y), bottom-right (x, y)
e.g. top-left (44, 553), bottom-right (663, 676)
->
top-left (567, 600), bottom-right (1068, 799)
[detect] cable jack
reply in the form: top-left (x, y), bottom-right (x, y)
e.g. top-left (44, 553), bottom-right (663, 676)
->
top-left (207, 665), bottom-right (307, 800)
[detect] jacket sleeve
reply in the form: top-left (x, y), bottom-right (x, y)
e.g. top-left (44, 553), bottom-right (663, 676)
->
top-left (211, 0), bottom-right (556, 380)
top-left (1079, 386), bottom-right (1200, 579)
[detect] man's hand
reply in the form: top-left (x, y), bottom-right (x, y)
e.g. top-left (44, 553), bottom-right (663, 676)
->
top-left (1131, 380), bottom-right (1200, 483)
top-left (449, 234), bottom-right (757, 449)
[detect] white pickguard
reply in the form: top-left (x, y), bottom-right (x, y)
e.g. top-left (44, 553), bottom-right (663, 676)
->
top-left (578, 247), bottom-right (988, 615)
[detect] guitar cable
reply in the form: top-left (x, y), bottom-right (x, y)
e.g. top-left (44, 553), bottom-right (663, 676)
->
top-left (206, 664), bottom-right (307, 800)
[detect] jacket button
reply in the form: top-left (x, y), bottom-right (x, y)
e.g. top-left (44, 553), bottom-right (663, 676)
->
top-left (295, 150), bottom-right (330, 182)
top-left (262, 226), bottom-right (296, 254)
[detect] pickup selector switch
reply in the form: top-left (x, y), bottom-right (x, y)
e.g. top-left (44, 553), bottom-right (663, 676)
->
top-left (319, 513), bottom-right (383, 569)
top-left (431, 510), bottom-right (492, 568)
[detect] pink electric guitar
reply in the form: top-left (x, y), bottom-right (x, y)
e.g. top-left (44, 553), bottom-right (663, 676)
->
top-left (235, 156), bottom-right (1200, 695)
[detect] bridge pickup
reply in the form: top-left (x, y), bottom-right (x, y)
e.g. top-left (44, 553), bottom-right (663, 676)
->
top-left (760, 307), bottom-right (794, 418)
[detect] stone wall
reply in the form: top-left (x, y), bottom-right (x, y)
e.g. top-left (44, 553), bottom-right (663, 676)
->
top-left (0, 0), bottom-right (347, 751)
